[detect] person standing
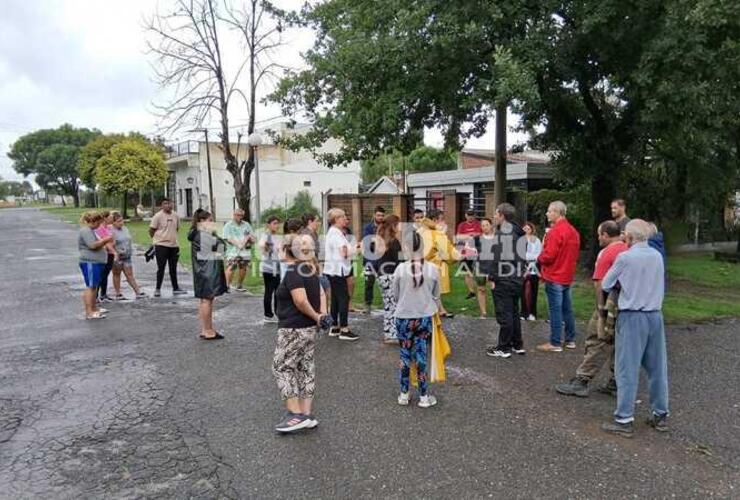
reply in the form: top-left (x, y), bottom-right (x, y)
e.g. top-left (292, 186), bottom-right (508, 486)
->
top-left (222, 209), bottom-right (254, 292)
top-left (78, 211), bottom-right (113, 320)
top-left (601, 219), bottom-right (668, 437)
top-left (611, 199), bottom-right (631, 234)
top-left (375, 214), bottom-right (402, 344)
top-left (272, 234), bottom-right (329, 433)
top-left (393, 232), bottom-right (441, 408)
top-left (536, 201), bottom-right (581, 352)
top-left (188, 209), bottom-right (228, 340)
top-left (412, 209), bottom-right (425, 229)
top-left (484, 204), bottom-right (527, 359)
top-left (472, 217), bottom-right (496, 318)
top-left (149, 198), bottom-right (187, 297)
top-left (418, 209), bottom-right (458, 318)
top-left (555, 221), bottom-right (628, 397)
top-left (110, 212), bottom-right (147, 300)
top-left (521, 222), bottom-right (542, 321)
top-left (324, 208), bottom-right (358, 340)
top-left (259, 215), bottom-right (282, 323)
top-left (456, 210), bottom-right (482, 301)
top-left (362, 206), bottom-right (386, 314)
top-left (94, 210), bottom-right (117, 302)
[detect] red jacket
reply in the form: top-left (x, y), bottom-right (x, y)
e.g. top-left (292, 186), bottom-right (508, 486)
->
top-left (537, 218), bottom-right (580, 285)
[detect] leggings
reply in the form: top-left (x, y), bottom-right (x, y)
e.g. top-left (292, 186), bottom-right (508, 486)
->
top-left (155, 245), bottom-right (180, 290)
top-left (263, 272), bottom-right (281, 318)
top-left (327, 275), bottom-right (349, 328)
top-left (521, 273), bottom-right (539, 318)
top-left (98, 253), bottom-right (115, 298)
top-left (395, 317), bottom-right (432, 396)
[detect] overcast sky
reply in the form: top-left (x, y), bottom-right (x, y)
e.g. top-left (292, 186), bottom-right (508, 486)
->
top-left (0, 0), bottom-right (524, 183)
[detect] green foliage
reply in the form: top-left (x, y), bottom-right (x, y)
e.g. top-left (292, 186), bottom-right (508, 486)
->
top-left (96, 140), bottom-right (168, 195)
top-left (0, 179), bottom-right (33, 199)
top-left (260, 190), bottom-right (319, 224)
top-left (360, 146), bottom-right (456, 184)
top-left (522, 187), bottom-right (593, 244)
top-left (78, 132), bottom-right (154, 188)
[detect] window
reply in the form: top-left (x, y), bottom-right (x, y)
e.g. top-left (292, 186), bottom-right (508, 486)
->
top-left (177, 189), bottom-right (183, 205)
top-left (303, 180), bottom-right (311, 187)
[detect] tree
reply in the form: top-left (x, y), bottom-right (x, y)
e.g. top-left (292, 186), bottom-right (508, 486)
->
top-left (146, 0), bottom-right (285, 220)
top-left (8, 124), bottom-right (99, 207)
top-left (360, 146), bottom-right (456, 185)
top-left (96, 140), bottom-right (169, 218)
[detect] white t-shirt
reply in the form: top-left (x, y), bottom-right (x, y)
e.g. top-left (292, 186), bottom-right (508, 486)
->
top-left (323, 226), bottom-right (352, 276)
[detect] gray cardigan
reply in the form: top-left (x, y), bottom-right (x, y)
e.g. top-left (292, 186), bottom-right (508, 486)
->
top-left (392, 261), bottom-right (440, 319)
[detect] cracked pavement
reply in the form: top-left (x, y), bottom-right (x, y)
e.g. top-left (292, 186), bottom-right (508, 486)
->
top-left (0, 208), bottom-right (738, 498)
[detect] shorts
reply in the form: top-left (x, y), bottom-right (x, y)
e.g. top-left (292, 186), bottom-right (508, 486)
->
top-left (113, 256), bottom-right (133, 270)
top-left (476, 275), bottom-right (490, 288)
top-left (79, 262), bottom-right (105, 288)
top-left (227, 256), bottom-right (251, 269)
top-left (319, 275), bottom-right (330, 292)
top-left (458, 259), bottom-right (476, 275)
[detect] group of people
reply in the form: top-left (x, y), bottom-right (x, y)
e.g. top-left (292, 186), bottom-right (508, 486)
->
top-left (76, 196), bottom-right (670, 437)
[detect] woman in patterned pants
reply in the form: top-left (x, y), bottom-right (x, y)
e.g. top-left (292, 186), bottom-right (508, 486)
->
top-left (375, 215), bottom-right (402, 344)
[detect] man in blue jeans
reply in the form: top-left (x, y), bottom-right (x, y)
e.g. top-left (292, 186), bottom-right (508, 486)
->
top-left (536, 201), bottom-right (581, 352)
top-left (601, 219), bottom-right (668, 438)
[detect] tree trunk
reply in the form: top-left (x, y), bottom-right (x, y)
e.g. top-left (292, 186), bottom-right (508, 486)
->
top-left (122, 192), bottom-right (128, 219)
top-left (590, 170), bottom-right (617, 266)
top-left (73, 186), bottom-right (80, 207)
top-left (494, 102), bottom-right (507, 208)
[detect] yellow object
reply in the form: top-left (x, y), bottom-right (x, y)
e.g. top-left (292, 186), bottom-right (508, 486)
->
top-left (409, 313), bottom-right (451, 386)
top-left (418, 219), bottom-right (459, 295)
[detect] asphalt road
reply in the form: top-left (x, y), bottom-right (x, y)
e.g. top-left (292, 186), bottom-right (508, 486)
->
top-left (0, 208), bottom-right (738, 499)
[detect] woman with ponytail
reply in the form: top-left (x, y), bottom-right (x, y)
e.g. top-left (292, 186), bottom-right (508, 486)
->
top-left (391, 232), bottom-right (440, 408)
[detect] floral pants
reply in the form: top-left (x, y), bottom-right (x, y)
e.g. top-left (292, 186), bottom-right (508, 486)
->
top-left (395, 317), bottom-right (432, 396)
top-left (272, 326), bottom-right (316, 400)
top-left (377, 274), bottom-right (398, 340)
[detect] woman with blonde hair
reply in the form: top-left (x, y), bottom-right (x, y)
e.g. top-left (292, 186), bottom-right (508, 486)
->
top-left (78, 211), bottom-right (113, 319)
top-left (417, 209), bottom-right (459, 318)
top-left (323, 208), bottom-right (357, 340)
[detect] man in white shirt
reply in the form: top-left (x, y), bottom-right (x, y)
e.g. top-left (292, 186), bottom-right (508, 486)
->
top-left (324, 208), bottom-right (357, 341)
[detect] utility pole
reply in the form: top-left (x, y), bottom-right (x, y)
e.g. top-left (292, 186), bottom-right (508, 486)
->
top-left (494, 102), bottom-right (507, 207)
top-left (203, 129), bottom-right (215, 218)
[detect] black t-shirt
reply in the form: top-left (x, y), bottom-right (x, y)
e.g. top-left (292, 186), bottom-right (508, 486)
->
top-left (276, 262), bottom-right (321, 328)
top-left (376, 238), bottom-right (401, 276)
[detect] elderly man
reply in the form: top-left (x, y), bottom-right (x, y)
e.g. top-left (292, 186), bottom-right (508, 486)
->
top-left (601, 219), bottom-right (668, 438)
top-left (536, 201), bottom-right (581, 352)
top-left (555, 220), bottom-right (627, 396)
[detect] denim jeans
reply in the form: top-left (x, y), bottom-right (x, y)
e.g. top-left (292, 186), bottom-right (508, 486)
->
top-left (614, 311), bottom-right (669, 423)
top-left (544, 282), bottom-right (576, 346)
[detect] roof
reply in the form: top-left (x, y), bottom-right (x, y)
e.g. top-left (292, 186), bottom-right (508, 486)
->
top-left (367, 175), bottom-right (401, 194)
top-left (461, 148), bottom-right (553, 163)
top-left (407, 162), bottom-right (552, 188)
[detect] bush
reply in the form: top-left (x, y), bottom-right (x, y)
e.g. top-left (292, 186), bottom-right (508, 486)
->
top-left (261, 190), bottom-right (319, 224)
top-left (521, 186), bottom-right (593, 245)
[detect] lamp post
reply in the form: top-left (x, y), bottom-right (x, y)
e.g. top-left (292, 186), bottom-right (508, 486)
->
top-left (247, 132), bottom-right (263, 225)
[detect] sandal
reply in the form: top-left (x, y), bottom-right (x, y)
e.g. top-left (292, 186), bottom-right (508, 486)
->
top-left (86, 312), bottom-right (107, 320)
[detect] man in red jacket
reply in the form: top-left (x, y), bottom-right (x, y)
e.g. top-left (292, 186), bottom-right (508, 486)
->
top-left (536, 201), bottom-right (581, 352)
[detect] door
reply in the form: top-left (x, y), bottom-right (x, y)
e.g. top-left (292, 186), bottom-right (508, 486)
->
top-left (185, 188), bottom-right (193, 217)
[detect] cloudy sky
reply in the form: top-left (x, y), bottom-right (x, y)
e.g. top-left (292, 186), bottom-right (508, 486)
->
top-left (0, 0), bottom-right (521, 183)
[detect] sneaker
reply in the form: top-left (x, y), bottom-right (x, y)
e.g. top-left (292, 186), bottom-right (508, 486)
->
top-left (97, 307), bottom-right (109, 314)
top-left (565, 341), bottom-right (577, 349)
top-left (114, 294), bottom-right (128, 301)
top-left (486, 347), bottom-right (511, 358)
top-left (263, 316), bottom-right (278, 324)
top-left (536, 343), bottom-right (563, 353)
top-left (235, 286), bottom-right (247, 292)
top-left (305, 415), bottom-right (319, 429)
top-left (153, 289), bottom-right (161, 298)
top-left (512, 347), bottom-right (526, 355)
top-left (465, 292), bottom-right (476, 300)
top-left (99, 295), bottom-right (113, 303)
top-left (555, 377), bottom-right (590, 397)
top-left (328, 327), bottom-right (340, 337)
top-left (338, 330), bottom-right (359, 341)
top-left (418, 395), bottom-right (437, 408)
top-left (645, 413), bottom-right (669, 432)
top-left (596, 378), bottom-right (618, 397)
top-left (398, 392), bottom-right (410, 406)
top-left (601, 420), bottom-right (634, 438)
top-left (519, 316), bottom-right (526, 321)
top-left (527, 315), bottom-right (536, 321)
top-left (135, 292), bottom-right (148, 299)
top-left (172, 289), bottom-right (189, 296)
top-left (275, 413), bottom-right (311, 433)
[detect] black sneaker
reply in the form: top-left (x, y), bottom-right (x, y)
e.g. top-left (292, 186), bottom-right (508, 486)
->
top-left (596, 378), bottom-right (618, 397)
top-left (645, 413), bottom-right (669, 432)
top-left (153, 289), bottom-right (161, 298)
top-left (328, 327), bottom-right (340, 338)
top-left (338, 330), bottom-right (359, 341)
top-left (485, 347), bottom-right (511, 358)
top-left (512, 347), bottom-right (526, 355)
top-left (555, 377), bottom-right (590, 397)
top-left (172, 289), bottom-right (189, 296)
top-left (601, 420), bottom-right (634, 438)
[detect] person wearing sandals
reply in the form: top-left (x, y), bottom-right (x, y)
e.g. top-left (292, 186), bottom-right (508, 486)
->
top-left (392, 232), bottom-right (440, 408)
top-left (375, 214), bottom-right (402, 344)
top-left (94, 210), bottom-right (117, 302)
top-left (324, 208), bottom-right (358, 340)
top-left (273, 233), bottom-right (330, 433)
top-left (110, 212), bottom-right (147, 300)
top-left (188, 209), bottom-right (228, 340)
top-left (78, 211), bottom-right (113, 320)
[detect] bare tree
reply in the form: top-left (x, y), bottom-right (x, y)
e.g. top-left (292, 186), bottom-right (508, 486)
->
top-left (145, 0), bottom-right (284, 220)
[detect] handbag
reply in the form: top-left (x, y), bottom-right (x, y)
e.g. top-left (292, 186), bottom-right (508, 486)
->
top-left (144, 245), bottom-right (156, 262)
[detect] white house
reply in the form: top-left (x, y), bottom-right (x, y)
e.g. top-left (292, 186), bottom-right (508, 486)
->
top-left (165, 123), bottom-right (360, 221)
top-left (366, 175), bottom-right (402, 194)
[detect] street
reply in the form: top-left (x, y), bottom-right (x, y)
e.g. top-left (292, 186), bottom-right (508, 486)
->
top-left (0, 208), bottom-right (738, 498)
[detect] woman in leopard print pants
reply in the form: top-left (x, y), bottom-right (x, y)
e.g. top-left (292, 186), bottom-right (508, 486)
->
top-left (375, 215), bottom-right (402, 344)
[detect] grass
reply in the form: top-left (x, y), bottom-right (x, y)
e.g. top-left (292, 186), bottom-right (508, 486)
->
top-left (45, 206), bottom-right (740, 323)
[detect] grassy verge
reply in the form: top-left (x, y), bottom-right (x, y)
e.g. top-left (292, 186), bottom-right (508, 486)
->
top-left (45, 207), bottom-right (740, 322)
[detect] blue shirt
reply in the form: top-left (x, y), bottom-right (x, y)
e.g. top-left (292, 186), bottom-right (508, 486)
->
top-left (363, 221), bottom-right (379, 264)
top-left (602, 242), bottom-right (664, 311)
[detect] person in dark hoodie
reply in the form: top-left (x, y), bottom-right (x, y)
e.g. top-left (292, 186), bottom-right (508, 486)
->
top-left (483, 203), bottom-right (527, 359)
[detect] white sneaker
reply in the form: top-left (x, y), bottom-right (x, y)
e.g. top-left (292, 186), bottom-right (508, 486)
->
top-left (398, 392), bottom-right (410, 406)
top-left (263, 316), bottom-right (278, 324)
top-left (418, 395), bottom-right (437, 408)
top-left (527, 315), bottom-right (536, 321)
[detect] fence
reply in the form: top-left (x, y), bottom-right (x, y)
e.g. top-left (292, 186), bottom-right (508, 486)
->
top-left (324, 193), bottom-right (415, 236)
